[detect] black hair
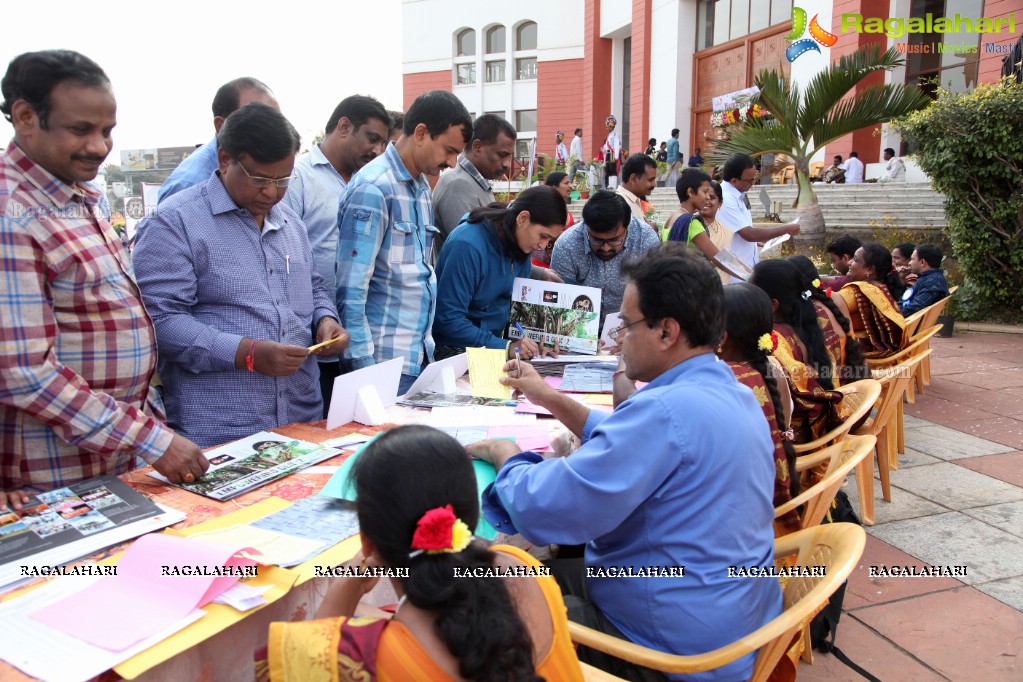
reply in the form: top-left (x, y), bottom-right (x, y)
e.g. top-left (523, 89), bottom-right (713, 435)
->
top-left (825, 233), bottom-right (862, 258)
top-left (892, 243), bottom-right (916, 262)
top-left (675, 167), bottom-right (711, 203)
top-left (833, 155), bottom-right (843, 163)
top-left (217, 102), bottom-right (300, 164)
top-left (1, 50), bottom-right (109, 128)
top-left (915, 243), bottom-right (943, 269)
top-left (620, 154), bottom-right (657, 183)
top-left (786, 255), bottom-right (870, 382)
top-left (647, 137), bottom-right (657, 146)
top-left (708, 180), bottom-right (724, 203)
top-left (466, 185), bottom-right (567, 261)
top-left (325, 94), bottom-right (391, 136)
top-left (722, 153), bottom-right (756, 182)
top-left (620, 242), bottom-right (724, 349)
top-left (350, 426), bottom-right (541, 682)
top-left (849, 151), bottom-right (859, 158)
top-left (388, 110), bottom-right (404, 133)
top-left (722, 283), bottom-right (799, 500)
top-left (860, 241), bottom-right (905, 300)
top-left (403, 90), bottom-right (472, 144)
top-left (574, 127), bottom-right (582, 135)
top-left (211, 77), bottom-right (272, 120)
top-left (545, 171), bottom-right (568, 187)
top-left (581, 189), bottom-right (631, 235)
top-left (749, 259), bottom-right (836, 390)
top-left (884, 147), bottom-right (896, 156)
top-left (671, 128), bottom-right (680, 137)
top-left (471, 114), bottom-right (517, 146)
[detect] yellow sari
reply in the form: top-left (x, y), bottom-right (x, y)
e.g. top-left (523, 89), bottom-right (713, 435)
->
top-left (836, 281), bottom-right (907, 359)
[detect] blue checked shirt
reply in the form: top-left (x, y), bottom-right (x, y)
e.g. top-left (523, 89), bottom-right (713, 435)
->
top-left (133, 174), bottom-right (338, 448)
top-left (336, 144), bottom-right (437, 377)
top-left (157, 138), bottom-right (218, 204)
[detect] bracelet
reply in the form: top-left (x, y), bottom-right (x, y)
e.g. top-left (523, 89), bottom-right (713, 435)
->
top-left (245, 339), bottom-right (257, 372)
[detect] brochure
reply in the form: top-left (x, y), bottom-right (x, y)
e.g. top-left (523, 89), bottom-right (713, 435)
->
top-left (508, 278), bottom-right (602, 354)
top-left (397, 392), bottom-right (511, 408)
top-left (148, 432), bottom-right (342, 501)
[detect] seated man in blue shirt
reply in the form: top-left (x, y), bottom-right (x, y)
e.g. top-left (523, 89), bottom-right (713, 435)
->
top-left (471, 244), bottom-right (781, 682)
top-left (135, 103), bottom-right (346, 448)
top-left (900, 243), bottom-right (950, 315)
top-left (157, 77), bottom-right (278, 204)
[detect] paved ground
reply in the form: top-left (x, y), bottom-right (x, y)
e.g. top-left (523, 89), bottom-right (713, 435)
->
top-left (801, 330), bottom-right (1023, 681)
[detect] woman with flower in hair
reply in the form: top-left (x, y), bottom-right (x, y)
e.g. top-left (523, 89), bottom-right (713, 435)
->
top-left (749, 260), bottom-right (846, 446)
top-left (256, 425), bottom-right (582, 682)
top-left (719, 283), bottom-right (800, 537)
top-left (834, 241), bottom-right (908, 359)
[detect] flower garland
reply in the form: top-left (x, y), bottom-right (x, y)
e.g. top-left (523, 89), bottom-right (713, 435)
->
top-left (409, 505), bottom-right (473, 558)
top-left (757, 331), bottom-right (779, 354)
top-left (710, 103), bottom-right (770, 128)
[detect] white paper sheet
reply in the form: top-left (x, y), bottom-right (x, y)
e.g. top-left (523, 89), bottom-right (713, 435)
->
top-left (426, 406), bottom-right (537, 427)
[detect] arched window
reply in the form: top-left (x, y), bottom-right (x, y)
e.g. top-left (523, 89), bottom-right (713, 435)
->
top-left (516, 22), bottom-right (537, 51)
top-left (455, 28), bottom-right (476, 57)
top-left (486, 26), bottom-right (506, 54)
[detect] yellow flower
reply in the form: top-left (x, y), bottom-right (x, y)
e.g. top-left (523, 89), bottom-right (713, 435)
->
top-left (812, 278), bottom-right (822, 289)
top-left (757, 333), bottom-right (774, 352)
top-left (449, 518), bottom-right (473, 553)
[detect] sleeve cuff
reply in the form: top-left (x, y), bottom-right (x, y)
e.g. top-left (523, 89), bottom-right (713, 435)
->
top-left (581, 409), bottom-right (609, 443)
top-left (481, 452), bottom-right (543, 534)
top-left (213, 332), bottom-right (246, 371)
top-left (137, 423), bottom-right (177, 465)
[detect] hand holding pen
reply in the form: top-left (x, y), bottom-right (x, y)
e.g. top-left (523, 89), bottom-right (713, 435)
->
top-left (509, 322), bottom-right (549, 361)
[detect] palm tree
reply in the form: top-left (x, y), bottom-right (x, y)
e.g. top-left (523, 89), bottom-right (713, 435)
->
top-left (709, 45), bottom-right (931, 251)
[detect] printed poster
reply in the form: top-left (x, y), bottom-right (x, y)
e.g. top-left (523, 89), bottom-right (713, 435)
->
top-left (508, 278), bottom-right (601, 354)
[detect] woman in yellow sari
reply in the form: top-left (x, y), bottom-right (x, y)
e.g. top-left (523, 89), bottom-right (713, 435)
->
top-left (256, 426), bottom-right (582, 682)
top-left (750, 260), bottom-right (846, 446)
top-left (834, 242), bottom-right (908, 359)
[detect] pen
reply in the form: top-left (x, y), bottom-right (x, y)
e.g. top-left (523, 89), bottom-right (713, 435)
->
top-left (515, 322), bottom-right (526, 338)
top-left (286, 255), bottom-right (291, 275)
top-left (514, 347), bottom-right (521, 376)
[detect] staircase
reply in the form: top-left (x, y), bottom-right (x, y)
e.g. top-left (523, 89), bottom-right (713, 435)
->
top-left (569, 183), bottom-right (948, 238)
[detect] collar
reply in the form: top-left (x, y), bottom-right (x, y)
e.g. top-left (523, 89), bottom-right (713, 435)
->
top-left (457, 154), bottom-right (491, 192)
top-left (643, 352), bottom-right (720, 391)
top-left (617, 185), bottom-right (641, 205)
top-left (915, 268), bottom-right (942, 279)
top-left (5, 140), bottom-right (99, 210)
top-left (722, 181), bottom-right (744, 199)
top-left (207, 171), bottom-right (290, 227)
top-left (310, 143), bottom-right (346, 185)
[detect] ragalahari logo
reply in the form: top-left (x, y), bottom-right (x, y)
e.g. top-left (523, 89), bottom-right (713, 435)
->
top-left (785, 7), bottom-right (838, 62)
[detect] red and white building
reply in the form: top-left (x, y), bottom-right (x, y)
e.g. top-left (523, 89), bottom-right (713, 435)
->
top-left (402, 0), bottom-right (1023, 174)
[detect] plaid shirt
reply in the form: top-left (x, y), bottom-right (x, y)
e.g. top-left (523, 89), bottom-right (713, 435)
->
top-left (336, 143), bottom-right (437, 376)
top-left (0, 141), bottom-right (174, 491)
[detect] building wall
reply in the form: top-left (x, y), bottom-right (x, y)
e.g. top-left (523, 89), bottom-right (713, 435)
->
top-left (403, 71), bottom-right (454, 110)
top-left (583, 0), bottom-right (614, 164)
top-left (627, 0), bottom-right (652, 153)
top-left (979, 0), bottom-right (1023, 83)
top-left (536, 58), bottom-right (586, 160)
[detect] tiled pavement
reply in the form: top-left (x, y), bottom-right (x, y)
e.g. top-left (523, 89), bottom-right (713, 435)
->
top-left (800, 331), bottom-right (1023, 681)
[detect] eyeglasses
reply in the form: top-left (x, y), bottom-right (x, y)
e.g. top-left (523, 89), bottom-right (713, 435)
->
top-left (608, 318), bottom-right (651, 341)
top-left (236, 161), bottom-right (295, 188)
top-left (588, 233), bottom-right (627, 249)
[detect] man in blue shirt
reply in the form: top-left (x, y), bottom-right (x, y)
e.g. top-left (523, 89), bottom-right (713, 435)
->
top-left (665, 127), bottom-right (682, 183)
top-left (283, 95), bottom-right (391, 415)
top-left (135, 103), bottom-right (346, 448)
top-left (688, 146), bottom-right (704, 168)
top-left (901, 244), bottom-right (950, 315)
top-left (157, 77), bottom-right (278, 204)
top-left (336, 91), bottom-right (471, 395)
top-left (471, 244), bottom-right (781, 681)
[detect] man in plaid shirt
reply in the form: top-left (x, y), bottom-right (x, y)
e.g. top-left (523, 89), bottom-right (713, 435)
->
top-left (0, 50), bottom-right (209, 509)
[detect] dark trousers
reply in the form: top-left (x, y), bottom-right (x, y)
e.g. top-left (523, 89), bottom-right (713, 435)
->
top-left (546, 558), bottom-right (669, 682)
top-left (318, 359), bottom-right (342, 419)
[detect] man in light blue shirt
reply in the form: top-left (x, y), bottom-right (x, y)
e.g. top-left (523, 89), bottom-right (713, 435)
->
top-left (666, 127), bottom-right (682, 183)
top-left (135, 103), bottom-right (346, 448)
top-left (284, 95), bottom-right (391, 414)
top-left (472, 244), bottom-right (782, 681)
top-left (336, 91), bottom-right (471, 395)
top-left (157, 77), bottom-right (278, 204)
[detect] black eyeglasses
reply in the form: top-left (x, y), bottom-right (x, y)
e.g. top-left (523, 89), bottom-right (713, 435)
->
top-left (588, 232), bottom-right (627, 249)
top-left (608, 318), bottom-right (651, 341)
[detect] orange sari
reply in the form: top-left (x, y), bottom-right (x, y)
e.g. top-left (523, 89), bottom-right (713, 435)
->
top-left (836, 281), bottom-right (907, 359)
top-left (255, 545), bottom-right (583, 682)
top-left (772, 325), bottom-right (847, 446)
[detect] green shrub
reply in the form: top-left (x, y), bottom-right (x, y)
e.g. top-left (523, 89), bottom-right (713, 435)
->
top-left (895, 80), bottom-right (1023, 317)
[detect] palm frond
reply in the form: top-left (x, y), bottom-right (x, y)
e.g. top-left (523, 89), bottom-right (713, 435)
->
top-left (708, 120), bottom-right (801, 166)
top-left (754, 68), bottom-right (802, 135)
top-left (796, 46), bottom-right (908, 136)
top-left (809, 84), bottom-right (931, 150)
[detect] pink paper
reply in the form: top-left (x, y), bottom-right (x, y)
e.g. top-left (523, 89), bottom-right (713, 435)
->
top-left (543, 376), bottom-right (563, 389)
top-left (31, 534), bottom-right (256, 652)
top-left (488, 425), bottom-right (552, 452)
top-left (515, 400), bottom-right (552, 416)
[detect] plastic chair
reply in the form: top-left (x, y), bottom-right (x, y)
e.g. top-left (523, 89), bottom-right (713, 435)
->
top-left (792, 379), bottom-right (882, 455)
top-left (901, 308), bottom-right (926, 341)
top-left (853, 351), bottom-right (931, 525)
top-left (567, 524), bottom-right (866, 681)
top-left (777, 434), bottom-right (876, 531)
top-left (914, 286), bottom-right (957, 393)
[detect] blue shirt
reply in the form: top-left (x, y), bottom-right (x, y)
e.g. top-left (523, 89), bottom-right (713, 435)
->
top-left (133, 174), bottom-right (338, 448)
top-left (336, 143), bottom-right (437, 376)
top-left (550, 215), bottom-right (661, 327)
top-left (282, 144), bottom-right (348, 361)
top-left (900, 268), bottom-right (949, 315)
top-left (434, 219), bottom-right (531, 350)
top-left (666, 137), bottom-right (680, 163)
top-left (157, 138), bottom-right (218, 204)
top-left (483, 354), bottom-right (782, 681)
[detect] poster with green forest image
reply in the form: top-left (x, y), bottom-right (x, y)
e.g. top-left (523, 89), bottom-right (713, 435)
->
top-left (508, 278), bottom-right (601, 354)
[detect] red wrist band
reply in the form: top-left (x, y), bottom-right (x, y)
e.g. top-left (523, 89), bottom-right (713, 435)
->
top-left (245, 339), bottom-right (257, 372)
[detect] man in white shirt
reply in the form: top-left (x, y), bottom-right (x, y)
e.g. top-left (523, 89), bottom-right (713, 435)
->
top-left (842, 151), bottom-right (864, 184)
top-left (569, 127), bottom-right (584, 180)
top-left (615, 154), bottom-right (658, 229)
top-left (602, 115), bottom-right (620, 188)
top-left (717, 154), bottom-right (801, 282)
top-left (555, 131), bottom-right (569, 170)
top-left (878, 147), bottom-right (906, 183)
